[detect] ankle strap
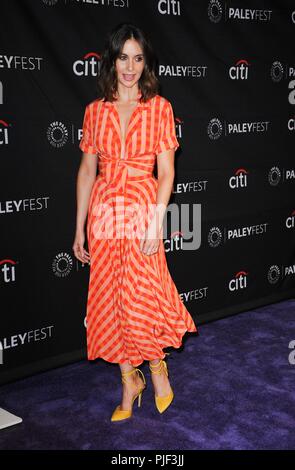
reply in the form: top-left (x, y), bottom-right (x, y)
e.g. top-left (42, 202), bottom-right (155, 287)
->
top-left (149, 359), bottom-right (168, 376)
top-left (121, 368), bottom-right (146, 385)
top-left (149, 359), bottom-right (164, 369)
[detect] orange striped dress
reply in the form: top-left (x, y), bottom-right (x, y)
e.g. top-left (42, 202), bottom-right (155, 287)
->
top-left (79, 91), bottom-right (197, 366)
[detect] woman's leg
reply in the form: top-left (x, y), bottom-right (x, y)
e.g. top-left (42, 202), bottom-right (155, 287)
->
top-left (149, 358), bottom-right (173, 397)
top-left (118, 363), bottom-right (145, 411)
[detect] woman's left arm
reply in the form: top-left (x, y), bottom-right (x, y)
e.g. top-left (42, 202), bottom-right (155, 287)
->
top-left (140, 149), bottom-right (175, 255)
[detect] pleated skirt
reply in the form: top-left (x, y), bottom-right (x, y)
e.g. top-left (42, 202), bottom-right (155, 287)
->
top-left (85, 173), bottom-right (198, 366)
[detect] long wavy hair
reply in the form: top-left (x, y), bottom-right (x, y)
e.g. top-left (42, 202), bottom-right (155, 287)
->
top-left (97, 22), bottom-right (160, 103)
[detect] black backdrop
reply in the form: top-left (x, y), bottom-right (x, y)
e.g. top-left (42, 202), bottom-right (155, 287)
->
top-left (1, 0), bottom-right (294, 385)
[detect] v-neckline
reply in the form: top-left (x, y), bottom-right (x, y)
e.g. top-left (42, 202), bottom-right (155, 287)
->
top-left (113, 100), bottom-right (140, 145)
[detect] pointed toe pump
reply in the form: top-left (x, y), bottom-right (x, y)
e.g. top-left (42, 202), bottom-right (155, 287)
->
top-left (149, 359), bottom-right (174, 414)
top-left (111, 368), bottom-right (146, 422)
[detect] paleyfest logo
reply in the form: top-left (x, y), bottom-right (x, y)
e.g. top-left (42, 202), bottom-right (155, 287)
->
top-left (208, 1), bottom-right (272, 23)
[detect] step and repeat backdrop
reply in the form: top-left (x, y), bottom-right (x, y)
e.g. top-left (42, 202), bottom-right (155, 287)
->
top-left (0, 0), bottom-right (294, 384)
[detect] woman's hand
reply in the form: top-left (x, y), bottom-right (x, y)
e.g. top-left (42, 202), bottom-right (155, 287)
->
top-left (140, 216), bottom-right (163, 256)
top-left (72, 230), bottom-right (90, 265)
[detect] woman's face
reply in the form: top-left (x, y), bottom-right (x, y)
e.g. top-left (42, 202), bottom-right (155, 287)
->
top-left (115, 38), bottom-right (145, 90)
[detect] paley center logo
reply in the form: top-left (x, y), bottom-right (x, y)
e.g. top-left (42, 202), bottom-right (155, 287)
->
top-left (268, 166), bottom-right (295, 186)
top-left (207, 116), bottom-right (270, 140)
top-left (270, 60), bottom-right (295, 105)
top-left (267, 263), bottom-right (294, 284)
top-left (208, 0), bottom-right (272, 23)
top-left (73, 52), bottom-right (101, 77)
top-left (52, 252), bottom-right (73, 278)
top-left (47, 121), bottom-right (69, 148)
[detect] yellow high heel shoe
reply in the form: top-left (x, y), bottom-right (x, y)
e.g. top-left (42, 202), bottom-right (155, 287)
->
top-left (111, 368), bottom-right (146, 422)
top-left (149, 359), bottom-right (174, 413)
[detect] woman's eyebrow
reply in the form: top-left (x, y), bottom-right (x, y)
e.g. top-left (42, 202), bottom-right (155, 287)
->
top-left (120, 53), bottom-right (144, 57)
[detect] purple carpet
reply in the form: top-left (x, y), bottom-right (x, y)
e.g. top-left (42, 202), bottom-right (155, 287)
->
top-left (0, 299), bottom-right (295, 450)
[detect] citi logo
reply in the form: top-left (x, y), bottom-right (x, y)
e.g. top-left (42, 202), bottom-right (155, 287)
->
top-left (229, 59), bottom-right (250, 80)
top-left (164, 231), bottom-right (184, 252)
top-left (158, 0), bottom-right (181, 15)
top-left (229, 168), bottom-right (249, 189)
top-left (175, 116), bottom-right (183, 139)
top-left (0, 259), bottom-right (17, 283)
top-left (73, 52), bottom-right (101, 77)
top-left (288, 117), bottom-right (295, 131)
top-left (0, 119), bottom-right (9, 145)
top-left (286, 210), bottom-right (295, 229)
top-left (229, 270), bottom-right (248, 292)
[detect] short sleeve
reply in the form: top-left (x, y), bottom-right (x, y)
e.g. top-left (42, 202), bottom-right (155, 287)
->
top-left (79, 104), bottom-right (97, 155)
top-left (155, 100), bottom-right (180, 155)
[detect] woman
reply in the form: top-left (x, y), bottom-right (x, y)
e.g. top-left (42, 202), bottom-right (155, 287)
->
top-left (73, 22), bottom-right (198, 422)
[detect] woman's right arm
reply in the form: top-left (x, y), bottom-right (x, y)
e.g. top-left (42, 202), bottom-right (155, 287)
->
top-left (72, 153), bottom-right (97, 264)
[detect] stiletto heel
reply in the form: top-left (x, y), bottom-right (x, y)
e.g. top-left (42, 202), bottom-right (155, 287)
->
top-left (138, 391), bottom-right (142, 407)
top-left (111, 368), bottom-right (146, 422)
top-left (149, 359), bottom-right (174, 414)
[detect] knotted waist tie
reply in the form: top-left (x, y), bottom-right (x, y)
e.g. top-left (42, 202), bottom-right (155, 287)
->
top-left (98, 156), bottom-right (155, 193)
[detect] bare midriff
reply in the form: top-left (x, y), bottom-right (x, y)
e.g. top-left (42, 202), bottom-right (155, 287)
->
top-left (126, 166), bottom-right (153, 177)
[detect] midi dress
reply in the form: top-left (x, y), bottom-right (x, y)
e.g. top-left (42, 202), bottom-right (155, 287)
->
top-left (79, 91), bottom-right (198, 367)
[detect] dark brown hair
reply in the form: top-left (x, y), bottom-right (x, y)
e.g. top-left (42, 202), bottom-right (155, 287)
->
top-left (97, 22), bottom-right (159, 103)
